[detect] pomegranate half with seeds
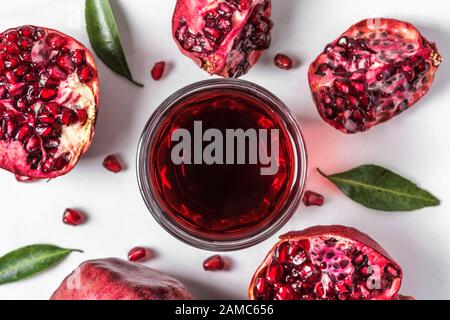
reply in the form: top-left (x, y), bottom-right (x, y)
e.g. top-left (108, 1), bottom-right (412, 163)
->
top-left (249, 226), bottom-right (406, 300)
top-left (309, 18), bottom-right (441, 134)
top-left (0, 26), bottom-right (99, 180)
top-left (172, 0), bottom-right (273, 78)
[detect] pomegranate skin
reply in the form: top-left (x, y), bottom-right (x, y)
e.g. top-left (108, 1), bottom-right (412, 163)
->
top-left (50, 258), bottom-right (192, 300)
top-left (249, 225), bottom-right (404, 300)
top-left (309, 18), bottom-right (441, 134)
top-left (0, 26), bottom-right (99, 180)
top-left (172, 0), bottom-right (273, 78)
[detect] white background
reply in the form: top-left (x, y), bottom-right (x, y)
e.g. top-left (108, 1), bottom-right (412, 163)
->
top-left (0, 0), bottom-right (449, 300)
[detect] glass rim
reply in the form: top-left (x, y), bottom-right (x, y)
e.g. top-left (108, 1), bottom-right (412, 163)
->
top-left (136, 79), bottom-right (308, 251)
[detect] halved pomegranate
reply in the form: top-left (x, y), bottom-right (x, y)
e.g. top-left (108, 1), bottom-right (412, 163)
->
top-left (0, 26), bottom-right (99, 180)
top-left (309, 18), bottom-right (441, 134)
top-left (249, 226), bottom-right (405, 300)
top-left (172, 0), bottom-right (273, 78)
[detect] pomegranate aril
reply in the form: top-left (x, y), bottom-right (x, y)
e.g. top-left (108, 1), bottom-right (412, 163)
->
top-left (43, 103), bottom-right (61, 116)
top-left (53, 154), bottom-right (71, 170)
top-left (77, 64), bottom-right (95, 83)
top-left (274, 53), bottom-right (294, 70)
top-left (151, 61), bottom-right (166, 81)
top-left (203, 255), bottom-right (226, 271)
top-left (25, 135), bottom-right (40, 152)
top-left (63, 208), bottom-right (85, 226)
top-left (275, 285), bottom-right (294, 300)
top-left (61, 107), bottom-right (76, 125)
top-left (103, 155), bottom-right (123, 173)
top-left (16, 125), bottom-right (32, 141)
top-left (44, 138), bottom-right (60, 149)
top-left (275, 242), bottom-right (290, 264)
top-left (72, 49), bottom-right (86, 66)
top-left (5, 56), bottom-right (20, 69)
top-left (19, 26), bottom-right (35, 38)
top-left (40, 88), bottom-right (58, 100)
top-left (18, 37), bottom-right (33, 49)
top-left (76, 109), bottom-right (88, 125)
top-left (36, 124), bottom-right (54, 137)
top-left (5, 30), bottom-right (19, 42)
top-left (128, 247), bottom-right (152, 262)
top-left (56, 52), bottom-right (75, 72)
top-left (5, 42), bottom-right (20, 55)
top-left (47, 64), bottom-right (68, 81)
top-left (266, 263), bottom-right (283, 283)
top-left (46, 33), bottom-right (67, 50)
top-left (5, 70), bottom-right (21, 84)
top-left (303, 190), bottom-right (325, 207)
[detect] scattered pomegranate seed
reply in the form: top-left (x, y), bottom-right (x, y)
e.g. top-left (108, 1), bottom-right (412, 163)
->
top-left (103, 155), bottom-right (123, 173)
top-left (128, 247), bottom-right (152, 262)
top-left (203, 255), bottom-right (226, 271)
top-left (303, 191), bottom-right (325, 207)
top-left (63, 209), bottom-right (85, 226)
top-left (274, 53), bottom-right (294, 70)
top-left (151, 61), bottom-right (166, 81)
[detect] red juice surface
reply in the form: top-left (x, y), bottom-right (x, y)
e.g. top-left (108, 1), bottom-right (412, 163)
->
top-left (149, 89), bottom-right (298, 241)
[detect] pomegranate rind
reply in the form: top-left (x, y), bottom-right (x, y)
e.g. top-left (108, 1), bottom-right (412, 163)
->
top-left (172, 0), bottom-right (272, 78)
top-left (309, 18), bottom-right (441, 134)
top-left (50, 258), bottom-right (192, 300)
top-left (249, 225), bottom-right (403, 300)
top-left (0, 26), bottom-right (99, 180)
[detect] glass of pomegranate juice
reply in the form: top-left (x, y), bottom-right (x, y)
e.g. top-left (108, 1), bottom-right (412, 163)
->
top-left (137, 80), bottom-right (307, 251)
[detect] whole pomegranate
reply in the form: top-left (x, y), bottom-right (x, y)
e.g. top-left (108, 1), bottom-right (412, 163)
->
top-left (51, 258), bottom-right (193, 300)
top-left (249, 226), bottom-right (406, 300)
top-left (172, 0), bottom-right (273, 78)
top-left (0, 26), bottom-right (99, 180)
top-left (309, 18), bottom-right (441, 134)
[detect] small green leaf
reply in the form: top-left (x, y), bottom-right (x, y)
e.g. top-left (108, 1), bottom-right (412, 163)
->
top-left (319, 165), bottom-right (440, 212)
top-left (86, 0), bottom-right (143, 87)
top-left (0, 245), bottom-right (82, 285)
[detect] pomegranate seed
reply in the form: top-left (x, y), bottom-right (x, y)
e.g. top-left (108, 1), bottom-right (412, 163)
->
top-left (47, 64), bottom-right (68, 81)
top-left (76, 109), bottom-right (88, 125)
top-left (274, 53), bottom-right (294, 70)
top-left (77, 64), bottom-right (95, 83)
top-left (151, 61), bottom-right (166, 80)
top-left (72, 49), bottom-right (86, 66)
top-left (266, 263), bottom-right (283, 283)
top-left (302, 190), bottom-right (325, 207)
top-left (18, 37), bottom-right (33, 49)
top-left (5, 30), bottom-right (19, 42)
top-left (6, 42), bottom-right (20, 55)
top-left (103, 155), bottom-right (123, 173)
top-left (275, 285), bottom-right (294, 300)
top-left (254, 277), bottom-right (268, 297)
top-left (63, 208), bottom-right (85, 226)
top-left (25, 135), bottom-right (40, 152)
top-left (56, 52), bottom-right (75, 72)
top-left (5, 56), bottom-right (20, 69)
top-left (203, 255), bottom-right (226, 271)
top-left (40, 88), bottom-right (58, 100)
top-left (19, 26), bottom-right (35, 38)
top-left (44, 102), bottom-right (61, 116)
top-left (46, 33), bottom-right (67, 50)
top-left (128, 247), bottom-right (152, 262)
top-left (61, 107), bottom-right (76, 125)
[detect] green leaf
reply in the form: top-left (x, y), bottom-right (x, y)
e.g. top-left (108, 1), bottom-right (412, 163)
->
top-left (319, 165), bottom-right (441, 212)
top-left (86, 0), bottom-right (143, 87)
top-left (0, 245), bottom-right (82, 285)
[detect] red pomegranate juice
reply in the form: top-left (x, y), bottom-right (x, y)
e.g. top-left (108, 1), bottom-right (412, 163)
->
top-left (149, 88), bottom-right (299, 241)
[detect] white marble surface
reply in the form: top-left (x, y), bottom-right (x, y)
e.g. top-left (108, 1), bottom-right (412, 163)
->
top-left (0, 0), bottom-right (449, 300)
